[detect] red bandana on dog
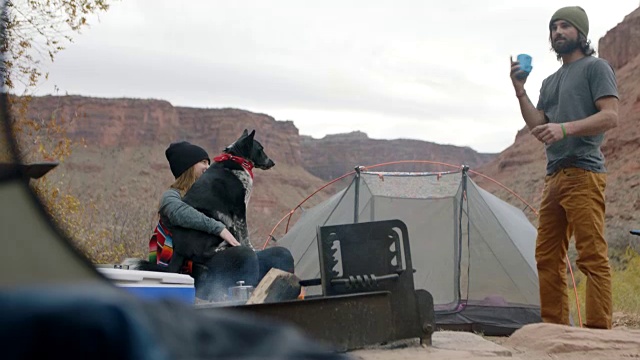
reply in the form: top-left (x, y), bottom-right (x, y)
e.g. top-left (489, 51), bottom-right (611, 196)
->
top-left (213, 154), bottom-right (254, 178)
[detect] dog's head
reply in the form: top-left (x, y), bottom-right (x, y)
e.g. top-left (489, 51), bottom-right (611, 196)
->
top-left (224, 129), bottom-right (275, 170)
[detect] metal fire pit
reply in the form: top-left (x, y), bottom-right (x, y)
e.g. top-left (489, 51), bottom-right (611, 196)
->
top-left (316, 219), bottom-right (435, 347)
top-left (198, 219), bottom-right (435, 351)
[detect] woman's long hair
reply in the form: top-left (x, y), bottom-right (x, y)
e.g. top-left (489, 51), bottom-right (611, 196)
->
top-left (170, 165), bottom-right (199, 197)
top-left (156, 164), bottom-right (201, 214)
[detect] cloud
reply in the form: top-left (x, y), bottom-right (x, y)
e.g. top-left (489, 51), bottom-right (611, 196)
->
top-left (27, 0), bottom-right (640, 153)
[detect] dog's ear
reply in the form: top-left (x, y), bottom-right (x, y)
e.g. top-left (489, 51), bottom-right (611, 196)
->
top-left (242, 129), bottom-right (249, 137)
top-left (248, 130), bottom-right (255, 139)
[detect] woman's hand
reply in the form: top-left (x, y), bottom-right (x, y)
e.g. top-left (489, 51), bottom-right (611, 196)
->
top-left (219, 228), bottom-right (241, 246)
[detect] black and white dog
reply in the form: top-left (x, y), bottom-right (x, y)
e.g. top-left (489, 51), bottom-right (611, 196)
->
top-left (171, 129), bottom-right (274, 267)
top-left (130, 129), bottom-right (275, 272)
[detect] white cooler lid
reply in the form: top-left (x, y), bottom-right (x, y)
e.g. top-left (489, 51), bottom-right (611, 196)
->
top-left (97, 268), bottom-right (194, 285)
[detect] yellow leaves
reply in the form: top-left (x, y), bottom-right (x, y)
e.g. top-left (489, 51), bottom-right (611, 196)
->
top-left (49, 186), bottom-right (59, 199)
top-left (3, 0), bottom-right (111, 90)
top-left (62, 193), bottom-right (81, 213)
top-left (4, 1), bottom-right (139, 265)
top-left (10, 94), bottom-right (75, 163)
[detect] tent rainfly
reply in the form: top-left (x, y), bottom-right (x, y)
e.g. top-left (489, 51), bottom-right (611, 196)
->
top-left (278, 166), bottom-right (541, 335)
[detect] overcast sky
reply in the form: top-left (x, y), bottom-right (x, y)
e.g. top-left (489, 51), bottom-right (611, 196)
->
top-left (23, 1), bottom-right (640, 153)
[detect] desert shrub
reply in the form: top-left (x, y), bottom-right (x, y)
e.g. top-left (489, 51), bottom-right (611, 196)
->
top-left (569, 247), bottom-right (640, 325)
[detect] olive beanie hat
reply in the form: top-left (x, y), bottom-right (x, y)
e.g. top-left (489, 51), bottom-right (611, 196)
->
top-left (550, 6), bottom-right (589, 37)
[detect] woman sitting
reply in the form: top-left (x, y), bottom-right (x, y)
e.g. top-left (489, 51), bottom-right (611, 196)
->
top-left (150, 141), bottom-right (294, 301)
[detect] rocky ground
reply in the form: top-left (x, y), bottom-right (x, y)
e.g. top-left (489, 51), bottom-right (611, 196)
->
top-left (351, 314), bottom-right (640, 360)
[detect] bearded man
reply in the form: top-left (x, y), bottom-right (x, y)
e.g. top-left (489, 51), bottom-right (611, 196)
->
top-left (509, 6), bottom-right (619, 329)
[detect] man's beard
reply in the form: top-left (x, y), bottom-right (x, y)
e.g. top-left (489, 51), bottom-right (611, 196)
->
top-left (552, 36), bottom-right (579, 55)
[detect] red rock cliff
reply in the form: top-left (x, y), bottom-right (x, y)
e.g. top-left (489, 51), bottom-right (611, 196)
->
top-left (599, 8), bottom-right (640, 71)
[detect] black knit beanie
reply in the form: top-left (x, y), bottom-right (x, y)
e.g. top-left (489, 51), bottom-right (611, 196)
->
top-left (550, 6), bottom-right (589, 37)
top-left (165, 141), bottom-right (210, 179)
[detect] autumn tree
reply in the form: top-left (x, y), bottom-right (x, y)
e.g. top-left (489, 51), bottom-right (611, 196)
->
top-left (1, 0), bottom-right (109, 160)
top-left (2, 1), bottom-right (109, 89)
top-left (1, 1), bottom-right (119, 263)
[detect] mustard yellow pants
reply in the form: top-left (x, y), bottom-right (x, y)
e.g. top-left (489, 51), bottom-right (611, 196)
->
top-left (535, 167), bottom-right (612, 329)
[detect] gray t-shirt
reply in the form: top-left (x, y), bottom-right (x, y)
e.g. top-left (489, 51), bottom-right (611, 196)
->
top-left (536, 56), bottom-right (618, 175)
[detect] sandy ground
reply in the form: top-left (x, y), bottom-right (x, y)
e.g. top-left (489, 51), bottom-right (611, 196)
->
top-left (351, 322), bottom-right (640, 360)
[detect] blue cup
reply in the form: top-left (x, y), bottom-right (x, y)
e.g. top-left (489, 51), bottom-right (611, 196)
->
top-left (516, 54), bottom-right (532, 79)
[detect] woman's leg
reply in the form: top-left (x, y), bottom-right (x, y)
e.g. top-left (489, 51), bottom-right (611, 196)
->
top-left (256, 247), bottom-right (294, 282)
top-left (196, 246), bottom-right (259, 301)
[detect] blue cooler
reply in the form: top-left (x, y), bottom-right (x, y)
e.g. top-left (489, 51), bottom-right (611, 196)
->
top-left (98, 268), bottom-right (195, 304)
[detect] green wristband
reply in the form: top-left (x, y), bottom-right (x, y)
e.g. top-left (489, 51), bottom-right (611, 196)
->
top-left (561, 123), bottom-right (567, 138)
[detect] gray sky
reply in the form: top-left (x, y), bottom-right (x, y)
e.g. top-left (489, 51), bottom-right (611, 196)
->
top-left (26, 1), bottom-right (639, 153)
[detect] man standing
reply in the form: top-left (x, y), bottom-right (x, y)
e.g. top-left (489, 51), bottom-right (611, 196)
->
top-left (509, 6), bottom-right (619, 329)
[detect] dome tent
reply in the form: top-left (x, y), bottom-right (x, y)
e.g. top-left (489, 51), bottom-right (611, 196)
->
top-left (276, 166), bottom-right (541, 335)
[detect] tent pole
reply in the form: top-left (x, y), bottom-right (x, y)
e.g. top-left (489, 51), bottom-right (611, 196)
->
top-left (456, 165), bottom-right (470, 303)
top-left (354, 166), bottom-right (361, 223)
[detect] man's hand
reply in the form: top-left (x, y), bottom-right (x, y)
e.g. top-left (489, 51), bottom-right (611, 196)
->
top-left (510, 56), bottom-right (528, 89)
top-left (219, 228), bottom-right (240, 246)
top-left (531, 123), bottom-right (565, 145)
top-left (511, 56), bottom-right (547, 129)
